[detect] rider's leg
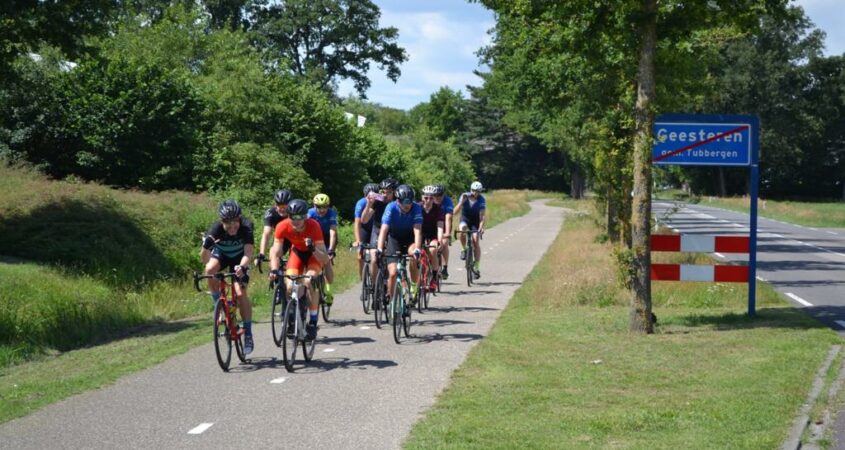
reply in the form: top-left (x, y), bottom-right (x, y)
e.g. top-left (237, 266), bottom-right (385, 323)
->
top-left (204, 258), bottom-right (222, 305)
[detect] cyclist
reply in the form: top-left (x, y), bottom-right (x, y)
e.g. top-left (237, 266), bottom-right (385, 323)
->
top-left (432, 184), bottom-right (454, 279)
top-left (308, 193), bottom-right (337, 305)
top-left (419, 185), bottom-right (445, 279)
top-left (256, 189), bottom-right (293, 267)
top-left (201, 200), bottom-right (256, 354)
top-left (452, 181), bottom-right (486, 279)
top-left (353, 183), bottom-right (379, 278)
top-left (362, 177), bottom-right (399, 287)
top-left (268, 199), bottom-right (330, 341)
top-left (377, 184), bottom-right (423, 306)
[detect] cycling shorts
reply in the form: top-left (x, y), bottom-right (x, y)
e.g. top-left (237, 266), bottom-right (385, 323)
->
top-left (286, 248), bottom-right (323, 276)
top-left (210, 248), bottom-right (250, 284)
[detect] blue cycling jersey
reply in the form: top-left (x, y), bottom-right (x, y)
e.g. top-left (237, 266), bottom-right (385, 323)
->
top-left (354, 197), bottom-right (373, 231)
top-left (440, 196), bottom-right (454, 214)
top-left (307, 207), bottom-right (338, 243)
top-left (382, 201), bottom-right (423, 237)
top-left (459, 193), bottom-right (486, 223)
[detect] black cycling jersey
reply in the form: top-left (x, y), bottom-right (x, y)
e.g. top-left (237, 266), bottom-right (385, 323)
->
top-left (263, 207), bottom-right (286, 229)
top-left (372, 200), bottom-right (388, 228)
top-left (203, 218), bottom-right (255, 259)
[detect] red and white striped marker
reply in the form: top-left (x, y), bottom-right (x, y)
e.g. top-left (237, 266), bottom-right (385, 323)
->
top-left (651, 264), bottom-right (749, 282)
top-left (651, 235), bottom-right (749, 253)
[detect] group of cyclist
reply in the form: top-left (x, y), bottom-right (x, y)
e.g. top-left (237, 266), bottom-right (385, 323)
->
top-left (199, 178), bottom-right (487, 356)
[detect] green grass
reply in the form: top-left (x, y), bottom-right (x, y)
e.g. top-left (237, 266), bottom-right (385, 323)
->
top-left (655, 189), bottom-right (845, 228)
top-left (0, 168), bottom-right (554, 422)
top-left (404, 203), bottom-right (843, 450)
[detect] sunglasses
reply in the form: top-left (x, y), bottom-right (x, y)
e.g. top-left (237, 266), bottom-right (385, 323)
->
top-left (316, 206), bottom-right (329, 210)
top-left (222, 219), bottom-right (239, 225)
top-left (400, 198), bottom-right (413, 206)
top-left (290, 214), bottom-right (306, 221)
top-left (422, 196), bottom-right (433, 200)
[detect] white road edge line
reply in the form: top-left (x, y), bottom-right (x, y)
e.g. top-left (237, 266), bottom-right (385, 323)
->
top-left (836, 320), bottom-right (845, 329)
top-left (786, 292), bottom-right (813, 307)
top-left (188, 423), bottom-right (214, 435)
top-left (714, 252), bottom-right (725, 258)
top-left (270, 377), bottom-right (287, 384)
top-left (826, 231), bottom-right (838, 235)
top-left (756, 276), bottom-right (767, 282)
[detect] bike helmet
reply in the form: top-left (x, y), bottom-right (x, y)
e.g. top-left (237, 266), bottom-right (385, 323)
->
top-left (274, 189), bottom-right (292, 205)
top-left (396, 184), bottom-right (415, 203)
top-left (470, 181), bottom-right (483, 192)
top-left (363, 183), bottom-right (379, 195)
top-left (379, 177), bottom-right (400, 190)
top-left (432, 184), bottom-right (445, 195)
top-left (218, 200), bottom-right (241, 220)
top-left (286, 199), bottom-right (309, 217)
top-left (313, 193), bottom-right (330, 207)
top-left (421, 185), bottom-right (438, 196)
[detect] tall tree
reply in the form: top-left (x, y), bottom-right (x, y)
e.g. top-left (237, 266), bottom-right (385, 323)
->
top-left (249, 0), bottom-right (407, 96)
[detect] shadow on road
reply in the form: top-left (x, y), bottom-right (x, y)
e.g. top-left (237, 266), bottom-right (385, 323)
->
top-left (320, 336), bottom-right (376, 346)
top-left (426, 306), bottom-right (500, 313)
top-left (413, 319), bottom-right (474, 327)
top-left (402, 333), bottom-right (484, 345)
top-left (297, 357), bottom-right (398, 373)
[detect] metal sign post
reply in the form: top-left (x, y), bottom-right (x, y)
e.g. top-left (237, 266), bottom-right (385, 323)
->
top-left (653, 114), bottom-right (760, 316)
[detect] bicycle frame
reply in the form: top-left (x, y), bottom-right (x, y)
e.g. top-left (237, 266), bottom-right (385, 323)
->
top-left (280, 273), bottom-right (317, 372)
top-left (455, 230), bottom-right (482, 286)
top-left (193, 271), bottom-right (246, 371)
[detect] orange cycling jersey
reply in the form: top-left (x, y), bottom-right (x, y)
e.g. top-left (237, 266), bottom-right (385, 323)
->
top-left (274, 218), bottom-right (325, 251)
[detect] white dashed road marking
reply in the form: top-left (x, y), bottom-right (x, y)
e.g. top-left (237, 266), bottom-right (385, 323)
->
top-left (188, 423), bottom-right (214, 435)
top-left (360, 326), bottom-right (371, 330)
top-left (270, 377), bottom-right (287, 384)
top-left (786, 293), bottom-right (813, 307)
top-left (323, 348), bottom-right (335, 353)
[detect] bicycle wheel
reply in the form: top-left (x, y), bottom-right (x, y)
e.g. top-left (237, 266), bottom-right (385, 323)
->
top-left (392, 288), bottom-right (403, 344)
top-left (416, 261), bottom-right (427, 314)
top-left (360, 267), bottom-right (371, 314)
top-left (234, 325), bottom-right (247, 363)
top-left (281, 299), bottom-right (299, 372)
top-left (403, 298), bottom-right (412, 337)
top-left (213, 299), bottom-right (232, 371)
top-left (271, 282), bottom-right (286, 347)
top-left (423, 283), bottom-right (430, 310)
top-left (373, 270), bottom-right (384, 328)
top-left (465, 244), bottom-right (474, 287)
top-left (302, 289), bottom-right (317, 362)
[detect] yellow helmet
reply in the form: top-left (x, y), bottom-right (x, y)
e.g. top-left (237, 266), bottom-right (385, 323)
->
top-left (313, 193), bottom-right (330, 207)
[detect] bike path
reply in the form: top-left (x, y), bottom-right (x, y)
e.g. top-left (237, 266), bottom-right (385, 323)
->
top-left (0, 200), bottom-right (565, 450)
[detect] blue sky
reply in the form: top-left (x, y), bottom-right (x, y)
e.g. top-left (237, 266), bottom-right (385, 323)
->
top-left (339, 0), bottom-right (845, 111)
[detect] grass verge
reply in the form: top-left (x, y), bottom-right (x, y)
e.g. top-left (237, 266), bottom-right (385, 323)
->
top-left (0, 186), bottom-right (553, 423)
top-left (404, 201), bottom-right (842, 450)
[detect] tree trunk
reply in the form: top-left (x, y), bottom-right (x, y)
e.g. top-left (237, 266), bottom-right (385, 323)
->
top-left (718, 167), bottom-right (727, 197)
top-left (570, 167), bottom-right (584, 199)
top-left (841, 180), bottom-right (844, 202)
top-left (607, 186), bottom-right (620, 242)
top-left (630, 0), bottom-right (657, 334)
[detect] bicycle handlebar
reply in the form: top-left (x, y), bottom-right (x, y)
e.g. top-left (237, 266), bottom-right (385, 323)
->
top-left (192, 271), bottom-right (243, 292)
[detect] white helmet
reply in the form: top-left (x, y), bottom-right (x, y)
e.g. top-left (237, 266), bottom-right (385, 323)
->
top-left (470, 181), bottom-right (483, 192)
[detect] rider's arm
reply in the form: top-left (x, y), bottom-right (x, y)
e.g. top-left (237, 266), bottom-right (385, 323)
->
top-left (259, 225), bottom-right (272, 256)
top-left (329, 225), bottom-right (338, 252)
top-left (413, 224), bottom-right (423, 251)
top-left (353, 218), bottom-right (361, 246)
top-left (444, 213), bottom-right (453, 241)
top-left (270, 238), bottom-right (282, 271)
top-left (313, 241), bottom-right (330, 265)
top-left (377, 224), bottom-right (388, 251)
top-left (240, 244), bottom-right (254, 268)
top-left (436, 220), bottom-right (445, 243)
top-left (200, 247), bottom-right (211, 264)
top-left (479, 208), bottom-right (486, 233)
top-left (452, 194), bottom-right (465, 216)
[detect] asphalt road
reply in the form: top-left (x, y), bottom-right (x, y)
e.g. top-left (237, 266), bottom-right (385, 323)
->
top-left (653, 199), bottom-right (845, 450)
top-left (0, 200), bottom-right (564, 450)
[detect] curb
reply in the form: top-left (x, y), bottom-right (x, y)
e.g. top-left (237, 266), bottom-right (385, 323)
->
top-left (782, 345), bottom-right (841, 450)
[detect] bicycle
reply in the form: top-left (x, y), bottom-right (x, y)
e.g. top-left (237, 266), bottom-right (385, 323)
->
top-left (350, 242), bottom-right (376, 314)
top-left (312, 271), bottom-right (331, 323)
top-left (456, 229), bottom-right (482, 287)
top-left (275, 271), bottom-right (318, 372)
top-left (385, 252), bottom-right (416, 343)
top-left (372, 251), bottom-right (391, 329)
top-left (416, 242), bottom-right (440, 313)
top-left (258, 255), bottom-right (289, 348)
top-left (193, 271), bottom-right (248, 372)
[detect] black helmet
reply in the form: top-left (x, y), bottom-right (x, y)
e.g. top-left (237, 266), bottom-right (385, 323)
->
top-left (396, 184), bottom-right (415, 202)
top-left (286, 199), bottom-right (308, 217)
top-left (274, 189), bottom-right (292, 204)
top-left (433, 184), bottom-right (445, 195)
top-left (379, 177), bottom-right (399, 190)
top-left (363, 183), bottom-right (379, 196)
top-left (218, 200), bottom-right (241, 220)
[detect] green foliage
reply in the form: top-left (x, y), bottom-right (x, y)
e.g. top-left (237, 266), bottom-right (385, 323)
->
top-left (249, 0), bottom-right (408, 96)
top-left (212, 142), bottom-right (321, 215)
top-left (341, 96), bottom-right (415, 135)
top-left (410, 87), bottom-right (467, 141)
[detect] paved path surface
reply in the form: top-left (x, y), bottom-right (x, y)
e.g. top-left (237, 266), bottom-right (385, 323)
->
top-left (653, 200), bottom-right (845, 449)
top-left (0, 200), bottom-right (564, 450)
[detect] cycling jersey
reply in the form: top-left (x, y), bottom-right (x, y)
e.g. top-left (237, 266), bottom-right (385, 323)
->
top-left (419, 202), bottom-right (445, 240)
top-left (263, 207), bottom-right (286, 229)
top-left (459, 193), bottom-right (486, 224)
top-left (354, 197), bottom-right (374, 231)
top-left (440, 196), bottom-right (454, 215)
top-left (274, 218), bottom-right (324, 251)
top-left (307, 207), bottom-right (337, 244)
top-left (203, 218), bottom-right (255, 259)
top-left (382, 201), bottom-right (423, 239)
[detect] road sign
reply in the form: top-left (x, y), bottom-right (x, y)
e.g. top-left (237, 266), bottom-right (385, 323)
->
top-left (651, 113), bottom-right (761, 316)
top-left (652, 114), bottom-right (758, 166)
